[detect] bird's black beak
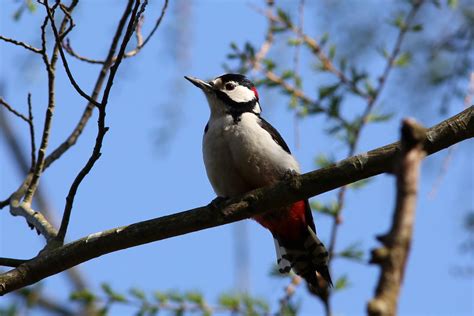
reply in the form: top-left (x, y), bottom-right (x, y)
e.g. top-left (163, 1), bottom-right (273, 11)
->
top-left (184, 76), bottom-right (214, 93)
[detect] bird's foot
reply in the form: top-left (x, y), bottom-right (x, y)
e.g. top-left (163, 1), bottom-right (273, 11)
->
top-left (281, 169), bottom-right (301, 191)
top-left (281, 169), bottom-right (299, 181)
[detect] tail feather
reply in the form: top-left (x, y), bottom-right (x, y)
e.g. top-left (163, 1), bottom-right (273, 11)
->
top-left (274, 226), bottom-right (332, 288)
top-left (256, 199), bottom-right (332, 288)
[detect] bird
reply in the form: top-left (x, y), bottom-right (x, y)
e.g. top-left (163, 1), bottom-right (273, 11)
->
top-left (185, 73), bottom-right (332, 290)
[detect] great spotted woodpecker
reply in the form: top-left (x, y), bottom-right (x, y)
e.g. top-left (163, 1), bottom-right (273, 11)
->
top-left (185, 73), bottom-right (332, 289)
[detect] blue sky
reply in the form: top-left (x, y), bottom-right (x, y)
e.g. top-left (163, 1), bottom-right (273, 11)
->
top-left (1, 1), bottom-right (473, 315)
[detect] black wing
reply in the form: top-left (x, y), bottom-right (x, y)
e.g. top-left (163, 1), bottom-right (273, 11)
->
top-left (257, 117), bottom-right (291, 154)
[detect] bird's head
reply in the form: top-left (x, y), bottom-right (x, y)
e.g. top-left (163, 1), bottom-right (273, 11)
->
top-left (185, 73), bottom-right (261, 117)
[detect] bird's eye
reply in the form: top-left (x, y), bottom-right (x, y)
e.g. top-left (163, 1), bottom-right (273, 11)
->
top-left (225, 83), bottom-right (235, 91)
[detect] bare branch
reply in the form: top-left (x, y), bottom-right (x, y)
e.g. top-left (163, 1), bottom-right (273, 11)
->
top-left (41, 0), bottom-right (100, 107)
top-left (27, 93), bottom-right (37, 170)
top-left (62, 38), bottom-right (105, 64)
top-left (43, 0), bottom-right (144, 170)
top-left (0, 95), bottom-right (37, 171)
top-left (123, 0), bottom-right (168, 58)
top-left (56, 0), bottom-right (145, 243)
top-left (23, 0), bottom-right (79, 205)
top-left (0, 96), bottom-right (90, 294)
top-left (0, 106), bottom-right (471, 295)
top-left (252, 5), bottom-right (368, 99)
top-left (62, 0), bottom-right (169, 64)
top-left (0, 97), bottom-right (29, 122)
top-left (367, 118), bottom-right (427, 316)
top-left (0, 35), bottom-right (42, 54)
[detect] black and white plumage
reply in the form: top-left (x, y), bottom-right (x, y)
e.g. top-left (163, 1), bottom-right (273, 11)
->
top-left (185, 73), bottom-right (332, 289)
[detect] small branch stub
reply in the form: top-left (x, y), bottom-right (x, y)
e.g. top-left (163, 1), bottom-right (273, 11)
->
top-left (367, 118), bottom-right (427, 316)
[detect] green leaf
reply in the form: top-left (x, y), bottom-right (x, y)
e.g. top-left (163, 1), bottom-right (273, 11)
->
top-left (244, 42), bottom-right (255, 58)
top-left (277, 9), bottom-right (292, 26)
top-left (334, 275), bottom-right (350, 291)
top-left (12, 6), bottom-right (25, 21)
top-left (338, 242), bottom-right (365, 262)
top-left (318, 84), bottom-right (339, 99)
top-left (339, 58), bottom-right (347, 72)
top-left (377, 46), bottom-right (390, 59)
top-left (281, 70), bottom-right (295, 80)
top-left (328, 45), bottom-right (336, 60)
top-left (26, 0), bottom-right (36, 12)
top-left (311, 200), bottom-right (339, 217)
top-left (185, 291), bottom-right (204, 306)
top-left (364, 80), bottom-right (376, 98)
top-left (218, 293), bottom-right (240, 310)
top-left (287, 38), bottom-right (302, 46)
top-left (101, 283), bottom-right (126, 302)
top-left (394, 52), bottom-right (412, 67)
top-left (167, 290), bottom-right (184, 303)
top-left (129, 288), bottom-right (146, 301)
top-left (154, 291), bottom-right (168, 304)
top-left (447, 0), bottom-right (458, 8)
top-left (320, 32), bottom-right (329, 47)
top-left (70, 289), bottom-right (96, 304)
top-left (328, 95), bottom-right (342, 118)
top-left (366, 112), bottom-right (394, 123)
top-left (392, 13), bottom-right (406, 30)
top-left (262, 58), bottom-right (276, 71)
top-left (411, 24), bottom-right (423, 32)
top-left (271, 26), bottom-right (289, 33)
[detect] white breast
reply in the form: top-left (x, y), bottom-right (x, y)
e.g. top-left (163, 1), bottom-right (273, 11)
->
top-left (203, 113), bottom-right (299, 197)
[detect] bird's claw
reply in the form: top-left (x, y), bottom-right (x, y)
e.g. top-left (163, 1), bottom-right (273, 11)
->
top-left (281, 169), bottom-right (299, 181)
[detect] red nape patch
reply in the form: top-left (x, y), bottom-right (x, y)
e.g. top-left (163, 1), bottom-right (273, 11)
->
top-left (251, 87), bottom-right (259, 99)
top-left (254, 200), bottom-right (308, 242)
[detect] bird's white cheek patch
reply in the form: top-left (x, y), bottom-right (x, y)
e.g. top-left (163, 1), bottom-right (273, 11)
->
top-left (226, 85), bottom-right (255, 103)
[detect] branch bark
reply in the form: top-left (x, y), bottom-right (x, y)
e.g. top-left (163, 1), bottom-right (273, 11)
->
top-left (367, 118), bottom-right (427, 316)
top-left (0, 106), bottom-right (472, 295)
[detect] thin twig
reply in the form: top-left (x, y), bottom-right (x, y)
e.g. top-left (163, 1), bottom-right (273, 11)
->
top-left (62, 0), bottom-right (169, 64)
top-left (123, 0), bottom-right (168, 58)
top-left (23, 0), bottom-right (79, 205)
top-left (62, 38), bottom-right (104, 64)
top-left (0, 106), bottom-right (471, 295)
top-left (16, 288), bottom-right (75, 316)
top-left (56, 0), bottom-right (144, 243)
top-left (278, 275), bottom-right (301, 314)
top-left (43, 0), bottom-right (141, 170)
top-left (0, 95), bottom-right (36, 173)
top-left (41, 0), bottom-right (100, 107)
top-left (0, 35), bottom-right (43, 54)
top-left (27, 93), bottom-right (37, 170)
top-left (327, 0), bottom-right (424, 260)
top-left (367, 118), bottom-right (427, 316)
top-left (252, 5), bottom-right (369, 99)
top-left (0, 97), bottom-right (29, 122)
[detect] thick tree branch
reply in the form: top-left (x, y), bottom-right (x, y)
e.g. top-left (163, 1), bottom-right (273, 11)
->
top-left (0, 106), bottom-right (471, 295)
top-left (367, 118), bottom-right (427, 316)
